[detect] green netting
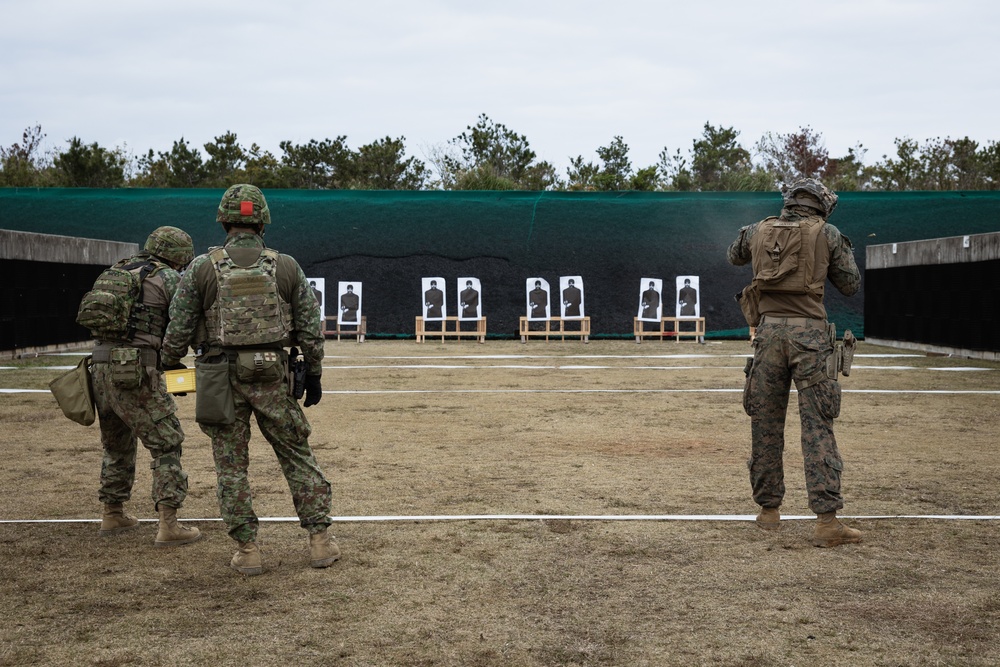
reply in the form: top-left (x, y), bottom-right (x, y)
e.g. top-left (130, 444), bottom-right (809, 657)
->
top-left (3, 188), bottom-right (1000, 338)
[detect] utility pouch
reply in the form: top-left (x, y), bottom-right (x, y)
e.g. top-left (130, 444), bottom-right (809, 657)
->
top-left (235, 350), bottom-right (285, 383)
top-left (110, 347), bottom-right (142, 389)
top-left (49, 355), bottom-right (96, 426)
top-left (195, 354), bottom-right (235, 425)
top-left (735, 283), bottom-right (761, 328)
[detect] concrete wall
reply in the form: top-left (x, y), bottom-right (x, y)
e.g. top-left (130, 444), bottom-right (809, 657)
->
top-left (0, 228), bottom-right (138, 265)
top-left (866, 231), bottom-right (1000, 269)
top-left (865, 231), bottom-right (1000, 360)
top-left (1, 230), bottom-right (139, 358)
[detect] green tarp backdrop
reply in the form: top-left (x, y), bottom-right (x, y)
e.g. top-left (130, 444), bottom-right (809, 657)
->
top-left (3, 188), bottom-right (1000, 339)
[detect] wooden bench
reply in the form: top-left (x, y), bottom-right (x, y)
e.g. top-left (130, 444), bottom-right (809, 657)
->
top-left (324, 316), bottom-right (366, 342)
top-left (519, 316), bottom-right (590, 342)
top-left (415, 316), bottom-right (486, 343)
top-left (633, 317), bottom-right (705, 343)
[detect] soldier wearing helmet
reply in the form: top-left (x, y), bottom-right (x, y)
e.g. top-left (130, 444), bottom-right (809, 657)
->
top-left (161, 184), bottom-right (338, 576)
top-left (83, 225), bottom-right (202, 549)
top-left (144, 225), bottom-right (195, 270)
top-left (727, 178), bottom-right (862, 547)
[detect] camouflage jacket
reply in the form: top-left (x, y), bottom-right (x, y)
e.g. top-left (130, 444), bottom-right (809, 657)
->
top-left (161, 232), bottom-right (324, 376)
top-left (728, 207), bottom-right (861, 320)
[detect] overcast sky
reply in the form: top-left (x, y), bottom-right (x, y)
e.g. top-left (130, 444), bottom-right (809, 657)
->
top-left (3, 0), bottom-right (998, 179)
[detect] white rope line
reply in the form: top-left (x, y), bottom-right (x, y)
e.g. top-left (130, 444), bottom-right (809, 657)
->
top-left (6, 362), bottom-right (993, 373)
top-left (2, 513), bottom-right (998, 525)
top-left (4, 387), bottom-right (1000, 395)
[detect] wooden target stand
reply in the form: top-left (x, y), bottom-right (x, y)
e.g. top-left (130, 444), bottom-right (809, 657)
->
top-left (519, 316), bottom-right (591, 343)
top-left (633, 316), bottom-right (705, 343)
top-left (415, 316), bottom-right (487, 343)
top-left (324, 316), bottom-right (366, 342)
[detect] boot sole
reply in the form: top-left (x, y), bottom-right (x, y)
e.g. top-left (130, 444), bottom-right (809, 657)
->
top-left (231, 564), bottom-right (263, 576)
top-left (812, 536), bottom-right (862, 548)
top-left (310, 554), bottom-right (341, 568)
top-left (755, 521), bottom-right (781, 531)
top-left (154, 532), bottom-right (203, 548)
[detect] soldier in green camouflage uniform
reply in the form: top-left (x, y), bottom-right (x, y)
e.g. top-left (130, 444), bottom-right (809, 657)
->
top-left (728, 178), bottom-right (863, 547)
top-left (87, 226), bottom-right (202, 547)
top-left (161, 184), bottom-right (338, 576)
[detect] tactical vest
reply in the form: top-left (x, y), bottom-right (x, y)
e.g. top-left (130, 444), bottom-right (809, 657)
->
top-left (750, 215), bottom-right (827, 297)
top-left (205, 246), bottom-right (292, 347)
top-left (76, 258), bottom-right (168, 342)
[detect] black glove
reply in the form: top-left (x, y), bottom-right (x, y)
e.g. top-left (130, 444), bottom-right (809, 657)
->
top-left (303, 374), bottom-right (323, 407)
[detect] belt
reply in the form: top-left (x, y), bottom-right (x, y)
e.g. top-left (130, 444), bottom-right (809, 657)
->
top-left (759, 315), bottom-right (827, 328)
top-left (222, 348), bottom-right (287, 362)
top-left (92, 344), bottom-right (159, 366)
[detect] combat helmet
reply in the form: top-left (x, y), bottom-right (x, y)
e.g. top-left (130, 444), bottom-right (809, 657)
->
top-left (217, 183), bottom-right (271, 226)
top-left (781, 178), bottom-right (838, 218)
top-left (144, 226), bottom-right (194, 268)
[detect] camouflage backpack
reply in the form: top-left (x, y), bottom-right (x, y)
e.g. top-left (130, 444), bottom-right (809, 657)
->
top-left (206, 246), bottom-right (292, 347)
top-left (76, 259), bottom-right (166, 341)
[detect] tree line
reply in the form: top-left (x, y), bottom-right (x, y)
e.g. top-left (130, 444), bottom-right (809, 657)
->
top-left (3, 115), bottom-right (1000, 191)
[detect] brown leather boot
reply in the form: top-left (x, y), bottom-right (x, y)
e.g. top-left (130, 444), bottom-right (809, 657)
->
top-left (154, 506), bottom-right (202, 547)
top-left (309, 529), bottom-right (341, 568)
top-left (812, 511), bottom-right (862, 547)
top-left (99, 503), bottom-right (139, 535)
top-left (755, 506), bottom-right (781, 531)
top-left (231, 541), bottom-right (263, 576)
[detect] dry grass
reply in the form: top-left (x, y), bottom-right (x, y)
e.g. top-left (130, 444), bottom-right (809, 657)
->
top-left (1, 339), bottom-right (999, 666)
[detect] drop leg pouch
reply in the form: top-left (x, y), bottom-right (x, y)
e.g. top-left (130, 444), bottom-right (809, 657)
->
top-left (195, 354), bottom-right (236, 425)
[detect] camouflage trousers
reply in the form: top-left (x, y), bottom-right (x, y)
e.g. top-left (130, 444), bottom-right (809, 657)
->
top-left (743, 321), bottom-right (845, 514)
top-left (91, 363), bottom-right (188, 509)
top-left (199, 373), bottom-right (333, 544)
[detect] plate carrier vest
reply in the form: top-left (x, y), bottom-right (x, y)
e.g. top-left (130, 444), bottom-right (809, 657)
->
top-left (205, 246), bottom-right (292, 347)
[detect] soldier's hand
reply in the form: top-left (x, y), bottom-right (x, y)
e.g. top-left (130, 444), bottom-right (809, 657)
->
top-left (303, 374), bottom-right (323, 407)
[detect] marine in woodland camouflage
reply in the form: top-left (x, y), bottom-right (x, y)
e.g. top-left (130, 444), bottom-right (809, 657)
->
top-left (729, 182), bottom-right (861, 515)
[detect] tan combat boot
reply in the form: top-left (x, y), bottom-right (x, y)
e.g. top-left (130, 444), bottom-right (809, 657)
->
top-left (99, 503), bottom-right (139, 535)
top-left (812, 511), bottom-right (862, 548)
top-left (153, 506), bottom-right (202, 547)
top-left (231, 541), bottom-right (263, 576)
top-left (755, 506), bottom-right (781, 531)
top-left (309, 528), bottom-right (341, 568)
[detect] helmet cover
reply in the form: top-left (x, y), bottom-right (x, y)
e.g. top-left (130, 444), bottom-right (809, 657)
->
top-left (144, 226), bottom-right (194, 267)
top-left (217, 183), bottom-right (271, 226)
top-left (780, 178), bottom-right (838, 217)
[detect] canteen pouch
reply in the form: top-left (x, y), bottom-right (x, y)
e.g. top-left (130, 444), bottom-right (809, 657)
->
top-left (195, 354), bottom-right (235, 425)
top-left (235, 350), bottom-right (285, 383)
top-left (48, 355), bottom-right (96, 426)
top-left (110, 347), bottom-right (142, 389)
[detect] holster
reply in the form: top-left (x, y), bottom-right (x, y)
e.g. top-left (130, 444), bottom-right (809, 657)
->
top-left (841, 329), bottom-right (857, 377)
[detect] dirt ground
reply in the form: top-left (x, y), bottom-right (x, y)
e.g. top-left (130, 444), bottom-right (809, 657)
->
top-left (1, 338), bottom-right (999, 666)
